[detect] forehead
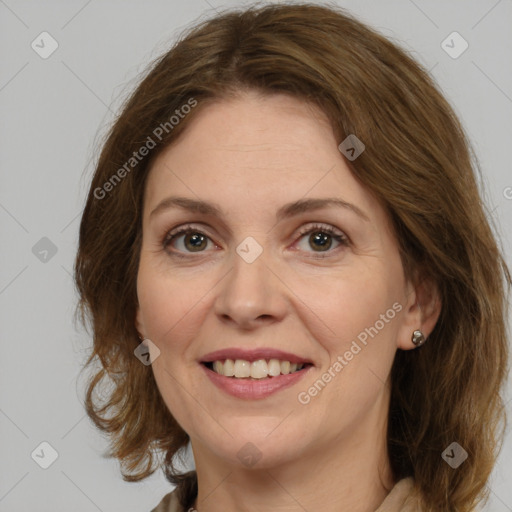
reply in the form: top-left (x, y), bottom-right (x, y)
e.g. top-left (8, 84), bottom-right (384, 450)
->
top-left (154, 92), bottom-right (336, 169)
top-left (143, 92), bottom-right (384, 226)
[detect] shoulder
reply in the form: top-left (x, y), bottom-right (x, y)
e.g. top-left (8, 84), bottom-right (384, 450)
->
top-left (150, 487), bottom-right (185, 512)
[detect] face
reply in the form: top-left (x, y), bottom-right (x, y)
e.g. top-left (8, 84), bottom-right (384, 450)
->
top-left (136, 91), bottom-right (419, 470)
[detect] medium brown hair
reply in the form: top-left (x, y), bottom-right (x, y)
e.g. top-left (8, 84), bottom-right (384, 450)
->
top-left (74, 3), bottom-right (511, 510)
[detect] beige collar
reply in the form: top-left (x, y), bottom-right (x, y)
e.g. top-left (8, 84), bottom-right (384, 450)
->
top-left (151, 477), bottom-right (418, 512)
top-left (375, 477), bottom-right (418, 511)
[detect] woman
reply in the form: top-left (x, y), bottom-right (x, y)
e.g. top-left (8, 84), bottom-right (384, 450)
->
top-left (74, 3), bottom-right (510, 511)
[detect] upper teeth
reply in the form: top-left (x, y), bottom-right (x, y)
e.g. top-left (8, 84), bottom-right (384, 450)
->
top-left (211, 359), bottom-right (305, 379)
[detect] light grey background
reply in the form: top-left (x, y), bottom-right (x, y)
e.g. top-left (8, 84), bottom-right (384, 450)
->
top-left (1, 0), bottom-right (511, 510)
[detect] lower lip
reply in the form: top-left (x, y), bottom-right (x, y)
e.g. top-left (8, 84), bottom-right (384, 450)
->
top-left (201, 364), bottom-right (312, 400)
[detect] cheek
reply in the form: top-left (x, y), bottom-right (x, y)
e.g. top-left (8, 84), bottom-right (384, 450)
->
top-left (297, 268), bottom-right (398, 349)
top-left (136, 259), bottom-right (193, 342)
top-left (294, 269), bottom-right (401, 411)
top-left (136, 254), bottom-right (223, 359)
top-left (295, 272), bottom-right (399, 420)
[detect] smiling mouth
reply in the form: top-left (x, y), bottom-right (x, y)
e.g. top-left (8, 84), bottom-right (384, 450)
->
top-left (202, 359), bottom-right (313, 379)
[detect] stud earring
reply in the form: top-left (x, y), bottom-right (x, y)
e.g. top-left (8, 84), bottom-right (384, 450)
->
top-left (412, 329), bottom-right (426, 347)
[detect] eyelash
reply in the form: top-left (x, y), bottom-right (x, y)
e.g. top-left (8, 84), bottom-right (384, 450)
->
top-left (162, 223), bottom-right (349, 260)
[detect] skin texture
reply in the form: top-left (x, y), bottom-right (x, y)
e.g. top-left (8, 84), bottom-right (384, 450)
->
top-left (136, 91), bottom-right (440, 512)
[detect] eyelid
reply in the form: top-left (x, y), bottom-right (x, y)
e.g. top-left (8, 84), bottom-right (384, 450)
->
top-left (162, 221), bottom-right (349, 257)
top-left (296, 222), bottom-right (348, 241)
top-left (163, 223), bottom-right (215, 247)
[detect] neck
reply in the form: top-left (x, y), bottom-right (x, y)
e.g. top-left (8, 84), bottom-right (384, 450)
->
top-left (189, 387), bottom-right (395, 512)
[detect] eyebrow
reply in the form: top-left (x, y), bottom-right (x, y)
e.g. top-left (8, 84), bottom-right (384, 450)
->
top-left (149, 195), bottom-right (370, 222)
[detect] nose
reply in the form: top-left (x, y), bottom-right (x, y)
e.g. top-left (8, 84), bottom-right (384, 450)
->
top-left (213, 249), bottom-right (288, 330)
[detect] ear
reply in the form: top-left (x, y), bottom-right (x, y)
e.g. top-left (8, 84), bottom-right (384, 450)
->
top-left (396, 273), bottom-right (441, 350)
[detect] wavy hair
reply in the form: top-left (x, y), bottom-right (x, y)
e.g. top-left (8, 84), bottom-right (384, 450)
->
top-left (74, 3), bottom-right (510, 511)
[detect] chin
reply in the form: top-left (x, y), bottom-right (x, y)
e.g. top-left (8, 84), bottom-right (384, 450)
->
top-left (198, 424), bottom-right (310, 470)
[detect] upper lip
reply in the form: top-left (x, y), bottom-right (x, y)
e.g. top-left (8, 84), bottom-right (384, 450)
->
top-left (199, 348), bottom-right (313, 365)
